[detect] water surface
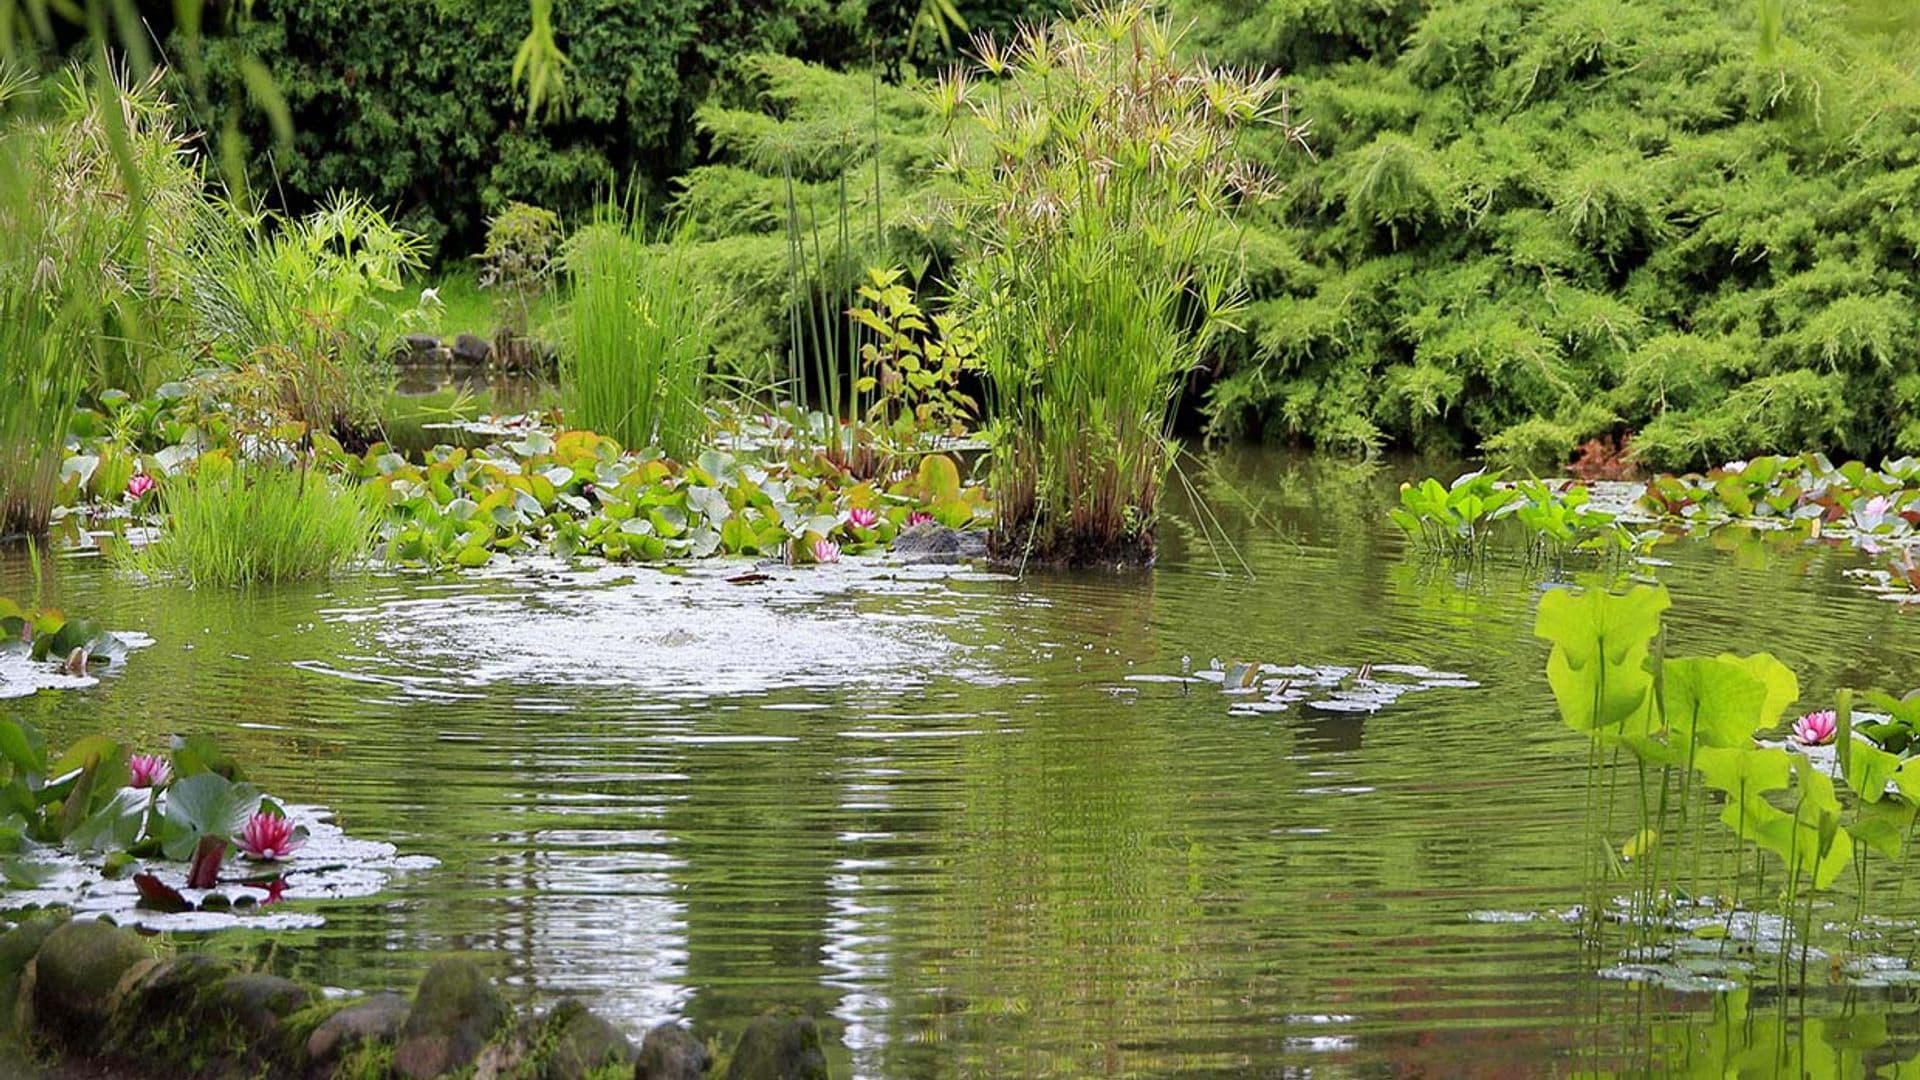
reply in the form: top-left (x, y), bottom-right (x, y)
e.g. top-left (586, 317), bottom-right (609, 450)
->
top-left (7, 448), bottom-right (1920, 1075)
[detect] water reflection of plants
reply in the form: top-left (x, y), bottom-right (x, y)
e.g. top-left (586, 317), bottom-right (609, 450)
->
top-left (1534, 583), bottom-right (1920, 999)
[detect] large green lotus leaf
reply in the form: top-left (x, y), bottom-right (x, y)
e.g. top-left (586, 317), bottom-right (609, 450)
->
top-left (160, 773), bottom-right (261, 862)
top-left (1545, 642), bottom-right (1656, 736)
top-left (1716, 653), bottom-right (1800, 732)
top-left (1855, 797), bottom-right (1916, 859)
top-left (1843, 738), bottom-right (1901, 804)
top-left (1694, 745), bottom-right (1793, 797)
top-left (1536, 586), bottom-right (1669, 735)
top-left (1665, 657), bottom-right (1767, 751)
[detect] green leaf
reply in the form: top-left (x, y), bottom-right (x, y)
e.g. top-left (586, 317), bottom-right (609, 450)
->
top-left (160, 774), bottom-right (261, 862)
top-left (1534, 585), bottom-right (1669, 737)
top-left (1664, 657), bottom-right (1767, 751)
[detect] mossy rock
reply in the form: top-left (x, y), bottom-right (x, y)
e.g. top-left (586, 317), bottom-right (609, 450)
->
top-left (0, 913), bottom-right (68, 1037)
top-left (393, 958), bottom-right (510, 1078)
top-left (723, 1008), bottom-right (828, 1080)
top-left (635, 1021), bottom-right (711, 1079)
top-left (303, 992), bottom-right (410, 1069)
top-left (30, 918), bottom-right (150, 1046)
top-left (471, 998), bottom-right (634, 1080)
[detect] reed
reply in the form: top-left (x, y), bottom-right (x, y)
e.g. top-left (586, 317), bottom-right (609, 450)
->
top-left (560, 205), bottom-right (714, 457)
top-left (122, 459), bottom-right (381, 587)
top-left (936, 0), bottom-right (1295, 563)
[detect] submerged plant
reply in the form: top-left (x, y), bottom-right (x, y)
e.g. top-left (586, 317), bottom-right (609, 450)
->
top-left (938, 0), bottom-right (1297, 563)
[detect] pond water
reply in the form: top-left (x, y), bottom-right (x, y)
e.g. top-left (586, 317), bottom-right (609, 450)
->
top-left (6, 447), bottom-right (1920, 1075)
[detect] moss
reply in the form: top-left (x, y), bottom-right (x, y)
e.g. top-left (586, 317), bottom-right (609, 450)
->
top-left (331, 1038), bottom-right (396, 1080)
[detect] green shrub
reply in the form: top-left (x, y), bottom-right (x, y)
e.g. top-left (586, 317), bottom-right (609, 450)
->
top-left (560, 208), bottom-right (714, 457)
top-left (123, 458), bottom-right (381, 587)
top-left (0, 69), bottom-right (210, 535)
top-left (1187, 0), bottom-right (1920, 468)
top-left (940, 0), bottom-right (1294, 562)
top-left (477, 201), bottom-right (563, 365)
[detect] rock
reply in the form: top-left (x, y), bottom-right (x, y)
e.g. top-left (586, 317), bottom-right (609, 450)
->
top-left (394, 958), bottom-right (510, 1079)
top-left (108, 954), bottom-right (235, 1050)
top-left (0, 914), bottom-right (66, 1035)
top-left (537, 999), bottom-right (634, 1078)
top-left (307, 993), bottom-right (411, 1067)
top-left (403, 333), bottom-right (444, 355)
top-left (724, 1008), bottom-right (828, 1080)
top-left (473, 999), bottom-right (633, 1080)
top-left (452, 333), bottom-right (494, 365)
top-left (30, 918), bottom-right (148, 1043)
top-left (211, 972), bottom-right (312, 1036)
top-left (890, 523), bottom-right (987, 564)
top-left (636, 1021), bottom-right (710, 1079)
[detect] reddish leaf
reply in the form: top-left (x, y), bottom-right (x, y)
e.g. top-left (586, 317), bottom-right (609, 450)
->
top-left (187, 835), bottom-right (227, 889)
top-left (132, 873), bottom-right (192, 913)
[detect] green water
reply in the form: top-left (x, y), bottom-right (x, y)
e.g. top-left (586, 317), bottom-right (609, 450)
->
top-left (7, 448), bottom-right (1920, 1076)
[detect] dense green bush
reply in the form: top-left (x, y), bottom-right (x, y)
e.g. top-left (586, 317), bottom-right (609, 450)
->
top-left (175, 0), bottom-right (1065, 258)
top-left (1186, 0), bottom-right (1920, 468)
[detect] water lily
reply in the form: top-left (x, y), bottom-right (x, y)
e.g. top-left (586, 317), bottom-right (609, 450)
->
top-left (812, 538), bottom-right (841, 564)
top-left (1792, 709), bottom-right (1837, 747)
top-left (236, 811), bottom-right (306, 862)
top-left (847, 507), bottom-right (880, 530)
top-left (126, 473), bottom-right (156, 500)
top-left (129, 753), bottom-right (170, 789)
top-left (906, 510), bottom-right (934, 528)
top-left (1865, 495), bottom-right (1892, 518)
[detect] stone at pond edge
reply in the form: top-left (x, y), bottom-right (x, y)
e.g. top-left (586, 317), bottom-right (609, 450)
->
top-left (107, 953), bottom-right (236, 1051)
top-left (394, 958), bottom-right (510, 1078)
top-left (307, 992), bottom-right (411, 1066)
top-left (211, 972), bottom-right (312, 1037)
top-left (0, 914), bottom-right (66, 1036)
top-left (724, 1008), bottom-right (828, 1080)
top-left (452, 333), bottom-right (494, 365)
top-left (891, 523), bottom-right (987, 564)
top-left (636, 1021), bottom-right (710, 1080)
top-left (473, 998), bottom-right (634, 1080)
top-left (30, 919), bottom-right (149, 1044)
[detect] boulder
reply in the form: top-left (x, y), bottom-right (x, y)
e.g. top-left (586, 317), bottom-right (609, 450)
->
top-left (474, 999), bottom-right (634, 1080)
top-left (0, 914), bottom-right (66, 1034)
top-left (306, 993), bottom-right (411, 1067)
top-left (394, 958), bottom-right (510, 1078)
top-left (724, 1008), bottom-right (828, 1080)
top-left (210, 972), bottom-right (312, 1036)
top-left (890, 523), bottom-right (987, 564)
top-left (452, 333), bottom-right (494, 365)
top-left (108, 954), bottom-right (236, 1049)
top-left (636, 1021), bottom-right (710, 1079)
top-left (30, 919), bottom-right (148, 1043)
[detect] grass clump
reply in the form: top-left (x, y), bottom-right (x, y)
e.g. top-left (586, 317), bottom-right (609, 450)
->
top-left (560, 205), bottom-right (714, 458)
top-left (124, 458), bottom-right (381, 587)
top-left (939, 0), bottom-right (1298, 563)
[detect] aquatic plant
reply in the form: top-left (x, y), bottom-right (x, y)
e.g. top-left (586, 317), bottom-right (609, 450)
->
top-left (1391, 471), bottom-right (1640, 560)
top-left (560, 206), bottom-right (714, 459)
top-left (849, 267), bottom-right (979, 444)
top-left (236, 809), bottom-right (305, 862)
top-left (848, 507), bottom-right (880, 530)
top-left (812, 538), bottom-right (842, 564)
top-left (1535, 584), bottom-right (1920, 996)
top-left (129, 754), bottom-right (171, 790)
top-left (125, 474), bottom-right (157, 502)
top-left (123, 456), bottom-right (382, 587)
top-left (1792, 710), bottom-right (1837, 747)
top-left (939, 0), bottom-right (1296, 563)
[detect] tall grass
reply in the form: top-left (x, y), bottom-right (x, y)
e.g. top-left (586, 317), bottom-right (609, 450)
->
top-left (937, 1), bottom-right (1296, 563)
top-left (560, 206), bottom-right (714, 457)
top-left (122, 459), bottom-right (381, 587)
top-left (0, 67), bottom-right (207, 536)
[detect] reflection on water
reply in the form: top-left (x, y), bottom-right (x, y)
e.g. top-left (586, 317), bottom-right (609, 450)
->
top-left (7, 448), bottom-right (1920, 1074)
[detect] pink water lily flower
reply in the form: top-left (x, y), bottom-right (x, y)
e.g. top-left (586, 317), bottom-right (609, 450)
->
top-left (906, 510), bottom-right (934, 528)
top-left (237, 811), bottom-right (305, 862)
top-left (812, 538), bottom-right (841, 564)
top-left (126, 474), bottom-right (156, 500)
top-left (1792, 709), bottom-right (1837, 747)
top-left (847, 507), bottom-right (880, 530)
top-left (1864, 495), bottom-right (1892, 519)
top-left (129, 753), bottom-right (170, 789)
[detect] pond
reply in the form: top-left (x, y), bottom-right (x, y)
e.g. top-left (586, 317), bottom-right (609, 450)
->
top-left (6, 447), bottom-right (1920, 1075)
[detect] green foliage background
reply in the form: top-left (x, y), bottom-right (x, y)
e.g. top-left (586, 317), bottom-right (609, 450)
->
top-left (1184, 0), bottom-right (1920, 468)
top-left (176, 0), bottom-right (1061, 257)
